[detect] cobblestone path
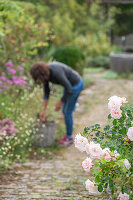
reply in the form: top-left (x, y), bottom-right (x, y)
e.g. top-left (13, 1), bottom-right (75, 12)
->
top-left (0, 73), bottom-right (132, 200)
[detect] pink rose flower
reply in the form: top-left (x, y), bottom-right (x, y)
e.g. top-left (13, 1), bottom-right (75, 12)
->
top-left (75, 133), bottom-right (88, 152)
top-left (108, 96), bottom-right (122, 110)
top-left (110, 108), bottom-right (122, 119)
top-left (118, 192), bottom-right (129, 200)
top-left (85, 141), bottom-right (104, 160)
top-left (127, 127), bottom-right (133, 141)
top-left (123, 159), bottom-right (131, 170)
top-left (82, 157), bottom-right (93, 172)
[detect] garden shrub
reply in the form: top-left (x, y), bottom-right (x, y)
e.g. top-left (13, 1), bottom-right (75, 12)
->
top-left (52, 46), bottom-right (85, 74)
top-left (0, 0), bottom-right (51, 67)
top-left (85, 56), bottom-right (110, 69)
top-left (75, 96), bottom-right (133, 200)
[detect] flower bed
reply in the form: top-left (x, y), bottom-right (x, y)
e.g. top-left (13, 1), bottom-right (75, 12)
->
top-left (75, 96), bottom-right (133, 200)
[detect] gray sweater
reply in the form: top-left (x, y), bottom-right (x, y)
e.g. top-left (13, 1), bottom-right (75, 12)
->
top-left (43, 61), bottom-right (81, 102)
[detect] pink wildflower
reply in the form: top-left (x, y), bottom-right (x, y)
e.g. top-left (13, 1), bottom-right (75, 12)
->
top-left (17, 65), bottom-right (24, 72)
top-left (5, 61), bottom-right (14, 67)
top-left (7, 67), bottom-right (16, 75)
top-left (0, 76), bottom-right (7, 81)
top-left (82, 157), bottom-right (93, 172)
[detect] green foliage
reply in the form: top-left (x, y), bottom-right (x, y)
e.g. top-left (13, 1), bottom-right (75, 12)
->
top-left (113, 5), bottom-right (133, 36)
top-left (52, 46), bottom-right (85, 74)
top-left (101, 70), bottom-right (119, 79)
top-left (84, 67), bottom-right (104, 74)
top-left (83, 76), bottom-right (94, 89)
top-left (85, 56), bottom-right (110, 68)
top-left (0, 0), bottom-right (51, 66)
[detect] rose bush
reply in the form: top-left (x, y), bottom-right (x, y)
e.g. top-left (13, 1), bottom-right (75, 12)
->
top-left (75, 96), bottom-right (133, 200)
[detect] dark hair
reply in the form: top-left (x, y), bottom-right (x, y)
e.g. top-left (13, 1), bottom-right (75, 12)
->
top-left (30, 62), bottom-right (50, 83)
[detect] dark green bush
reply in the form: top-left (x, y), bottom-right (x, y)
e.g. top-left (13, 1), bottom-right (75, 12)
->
top-left (86, 56), bottom-right (110, 68)
top-left (52, 46), bottom-right (85, 74)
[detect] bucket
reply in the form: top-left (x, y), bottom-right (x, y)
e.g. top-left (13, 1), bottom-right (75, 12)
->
top-left (33, 115), bottom-right (56, 147)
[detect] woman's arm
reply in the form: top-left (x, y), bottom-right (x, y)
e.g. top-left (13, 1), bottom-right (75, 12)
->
top-left (40, 99), bottom-right (48, 122)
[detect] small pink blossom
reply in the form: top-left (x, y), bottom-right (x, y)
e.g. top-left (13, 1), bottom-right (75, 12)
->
top-left (82, 157), bottom-right (93, 172)
top-left (17, 65), bottom-right (24, 72)
top-left (5, 61), bottom-right (14, 67)
top-left (7, 67), bottom-right (16, 75)
top-left (127, 127), bottom-right (133, 141)
top-left (0, 76), bottom-right (7, 81)
top-left (123, 159), bottom-right (131, 170)
top-left (121, 97), bottom-right (128, 104)
top-left (0, 89), bottom-right (2, 93)
top-left (0, 81), bottom-right (2, 84)
top-left (118, 192), bottom-right (129, 200)
top-left (85, 141), bottom-right (104, 160)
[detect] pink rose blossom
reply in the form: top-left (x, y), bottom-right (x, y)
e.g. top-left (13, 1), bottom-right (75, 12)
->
top-left (5, 61), bottom-right (14, 67)
top-left (127, 127), bottom-right (133, 141)
top-left (85, 141), bottom-right (104, 160)
top-left (123, 159), bottom-right (131, 170)
top-left (110, 108), bottom-right (122, 119)
top-left (118, 192), bottom-right (129, 200)
top-left (82, 157), bottom-right (93, 172)
top-left (108, 96), bottom-right (122, 110)
top-left (75, 133), bottom-right (88, 152)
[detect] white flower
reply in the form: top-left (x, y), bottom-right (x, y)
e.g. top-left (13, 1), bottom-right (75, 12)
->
top-left (85, 179), bottom-right (101, 195)
top-left (74, 133), bottom-right (88, 152)
top-left (127, 127), bottom-right (133, 141)
top-left (123, 159), bottom-right (131, 170)
top-left (85, 141), bottom-right (104, 160)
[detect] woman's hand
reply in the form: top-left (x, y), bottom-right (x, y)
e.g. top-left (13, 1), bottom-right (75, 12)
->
top-left (55, 101), bottom-right (63, 111)
top-left (40, 111), bottom-right (46, 122)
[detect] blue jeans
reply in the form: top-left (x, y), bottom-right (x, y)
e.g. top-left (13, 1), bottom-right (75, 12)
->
top-left (62, 80), bottom-right (84, 139)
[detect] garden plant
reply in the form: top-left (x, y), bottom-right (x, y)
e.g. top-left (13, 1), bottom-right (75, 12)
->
top-left (75, 96), bottom-right (133, 200)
